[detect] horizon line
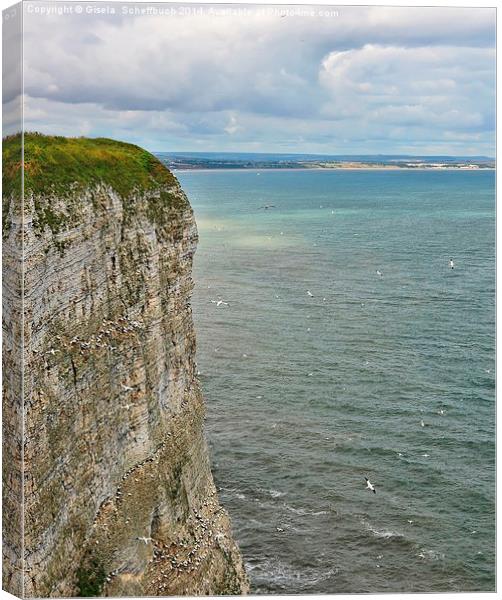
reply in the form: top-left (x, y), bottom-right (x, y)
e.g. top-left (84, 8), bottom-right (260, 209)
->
top-left (154, 150), bottom-right (496, 160)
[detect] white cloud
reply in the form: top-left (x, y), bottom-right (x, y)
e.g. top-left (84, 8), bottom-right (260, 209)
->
top-left (18, 5), bottom-right (496, 155)
top-left (224, 115), bottom-right (241, 135)
top-left (319, 44), bottom-right (494, 131)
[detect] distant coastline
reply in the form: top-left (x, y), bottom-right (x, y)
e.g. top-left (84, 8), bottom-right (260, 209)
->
top-left (172, 165), bottom-right (495, 173)
top-left (156, 152), bottom-right (495, 172)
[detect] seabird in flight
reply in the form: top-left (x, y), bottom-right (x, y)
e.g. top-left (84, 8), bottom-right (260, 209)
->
top-left (365, 477), bottom-right (376, 494)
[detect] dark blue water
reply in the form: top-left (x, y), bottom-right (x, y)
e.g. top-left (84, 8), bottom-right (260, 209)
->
top-left (177, 169), bottom-right (495, 594)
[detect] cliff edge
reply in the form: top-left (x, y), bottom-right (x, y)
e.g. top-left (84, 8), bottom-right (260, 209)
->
top-left (2, 133), bottom-right (249, 597)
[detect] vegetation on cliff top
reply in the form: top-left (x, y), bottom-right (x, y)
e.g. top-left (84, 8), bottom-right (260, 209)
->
top-left (3, 133), bottom-right (187, 236)
top-left (3, 132), bottom-right (177, 198)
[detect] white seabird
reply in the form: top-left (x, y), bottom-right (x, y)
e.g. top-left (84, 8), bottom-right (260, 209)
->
top-left (121, 383), bottom-right (134, 392)
top-left (376, 270), bottom-right (383, 277)
top-left (365, 477), bottom-right (376, 494)
top-left (307, 290), bottom-right (314, 297)
top-left (449, 258), bottom-right (454, 269)
top-left (211, 300), bottom-right (228, 307)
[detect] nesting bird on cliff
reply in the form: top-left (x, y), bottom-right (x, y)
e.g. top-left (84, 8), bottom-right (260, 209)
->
top-left (136, 536), bottom-right (153, 544)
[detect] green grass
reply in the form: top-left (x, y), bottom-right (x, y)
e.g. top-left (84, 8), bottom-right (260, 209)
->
top-left (2, 133), bottom-right (22, 198)
top-left (76, 558), bottom-right (106, 597)
top-left (2, 133), bottom-right (186, 235)
top-left (2, 133), bottom-right (22, 232)
top-left (3, 132), bottom-right (176, 197)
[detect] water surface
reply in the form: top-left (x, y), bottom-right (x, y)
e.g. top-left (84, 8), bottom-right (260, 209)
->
top-left (177, 169), bottom-right (495, 594)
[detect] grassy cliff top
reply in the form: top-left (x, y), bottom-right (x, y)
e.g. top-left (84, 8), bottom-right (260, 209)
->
top-left (3, 132), bottom-right (177, 198)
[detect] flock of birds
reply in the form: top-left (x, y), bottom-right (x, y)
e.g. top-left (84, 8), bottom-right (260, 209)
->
top-left (205, 209), bottom-right (458, 499)
top-left (104, 491), bottom-right (227, 591)
top-left (201, 205), bottom-right (466, 534)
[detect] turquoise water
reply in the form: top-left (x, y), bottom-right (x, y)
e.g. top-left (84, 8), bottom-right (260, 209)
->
top-left (176, 169), bottom-right (495, 594)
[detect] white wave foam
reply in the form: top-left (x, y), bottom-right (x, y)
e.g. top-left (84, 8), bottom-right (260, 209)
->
top-left (417, 548), bottom-right (445, 561)
top-left (283, 503), bottom-right (329, 517)
top-left (362, 520), bottom-right (404, 539)
top-left (253, 557), bottom-right (337, 586)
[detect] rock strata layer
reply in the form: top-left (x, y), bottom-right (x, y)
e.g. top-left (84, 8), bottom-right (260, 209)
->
top-left (2, 134), bottom-right (248, 597)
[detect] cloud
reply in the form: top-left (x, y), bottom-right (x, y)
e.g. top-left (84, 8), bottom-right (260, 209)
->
top-left (224, 114), bottom-right (240, 135)
top-left (18, 4), bottom-right (496, 154)
top-left (319, 44), bottom-right (495, 131)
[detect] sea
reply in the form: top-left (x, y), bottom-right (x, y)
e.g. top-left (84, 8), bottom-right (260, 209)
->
top-left (175, 169), bottom-right (495, 594)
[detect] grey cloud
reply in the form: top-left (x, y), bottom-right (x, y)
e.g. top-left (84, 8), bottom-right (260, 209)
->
top-left (18, 3), bottom-right (496, 155)
top-left (319, 44), bottom-right (495, 132)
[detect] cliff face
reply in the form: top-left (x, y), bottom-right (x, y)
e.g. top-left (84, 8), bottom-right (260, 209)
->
top-left (2, 134), bottom-right (248, 597)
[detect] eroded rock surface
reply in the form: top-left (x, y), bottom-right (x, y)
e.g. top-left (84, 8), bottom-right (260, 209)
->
top-left (2, 135), bottom-right (248, 597)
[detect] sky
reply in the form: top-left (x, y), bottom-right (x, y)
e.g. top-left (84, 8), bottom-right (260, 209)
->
top-left (7, 2), bottom-right (497, 156)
